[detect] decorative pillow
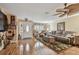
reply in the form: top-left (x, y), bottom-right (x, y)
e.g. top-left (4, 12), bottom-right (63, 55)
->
top-left (65, 34), bottom-right (72, 37)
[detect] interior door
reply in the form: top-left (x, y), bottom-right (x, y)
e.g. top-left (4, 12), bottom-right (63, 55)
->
top-left (21, 22), bottom-right (33, 39)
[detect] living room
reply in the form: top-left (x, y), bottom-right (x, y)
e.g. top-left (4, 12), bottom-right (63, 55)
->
top-left (0, 3), bottom-right (79, 55)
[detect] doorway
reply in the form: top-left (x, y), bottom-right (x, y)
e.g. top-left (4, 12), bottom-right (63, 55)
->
top-left (18, 20), bottom-right (33, 40)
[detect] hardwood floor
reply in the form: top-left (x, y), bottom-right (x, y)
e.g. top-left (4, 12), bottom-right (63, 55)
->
top-left (1, 39), bottom-right (79, 55)
top-left (0, 44), bottom-right (18, 55)
top-left (0, 39), bottom-right (57, 55)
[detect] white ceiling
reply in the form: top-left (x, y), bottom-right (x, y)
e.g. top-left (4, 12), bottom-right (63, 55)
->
top-left (0, 3), bottom-right (67, 23)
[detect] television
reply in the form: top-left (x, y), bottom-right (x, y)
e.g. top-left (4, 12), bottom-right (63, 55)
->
top-left (0, 10), bottom-right (8, 32)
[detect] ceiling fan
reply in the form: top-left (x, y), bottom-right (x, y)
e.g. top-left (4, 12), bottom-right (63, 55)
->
top-left (54, 3), bottom-right (79, 17)
top-left (54, 3), bottom-right (70, 17)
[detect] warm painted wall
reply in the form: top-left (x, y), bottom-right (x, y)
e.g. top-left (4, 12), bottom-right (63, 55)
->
top-left (52, 15), bottom-right (79, 32)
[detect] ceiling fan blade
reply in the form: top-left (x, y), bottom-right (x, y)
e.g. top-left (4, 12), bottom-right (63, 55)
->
top-left (64, 3), bottom-right (79, 9)
top-left (65, 3), bottom-right (79, 16)
top-left (56, 9), bottom-right (69, 12)
top-left (59, 13), bottom-right (66, 17)
top-left (56, 9), bottom-right (65, 12)
top-left (56, 3), bottom-right (68, 13)
top-left (53, 12), bottom-right (63, 16)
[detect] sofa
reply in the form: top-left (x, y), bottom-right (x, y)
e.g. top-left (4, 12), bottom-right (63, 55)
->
top-left (34, 30), bottom-right (79, 46)
top-left (38, 30), bottom-right (76, 45)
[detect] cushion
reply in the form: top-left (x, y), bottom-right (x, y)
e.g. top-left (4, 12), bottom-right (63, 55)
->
top-left (65, 34), bottom-right (72, 37)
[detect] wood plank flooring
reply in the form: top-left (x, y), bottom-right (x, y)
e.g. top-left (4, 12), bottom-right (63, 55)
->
top-left (0, 39), bottom-right (79, 55)
top-left (0, 44), bottom-right (18, 55)
top-left (0, 39), bottom-right (57, 55)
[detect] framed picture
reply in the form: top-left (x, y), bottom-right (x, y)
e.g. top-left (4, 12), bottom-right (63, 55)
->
top-left (57, 22), bottom-right (65, 31)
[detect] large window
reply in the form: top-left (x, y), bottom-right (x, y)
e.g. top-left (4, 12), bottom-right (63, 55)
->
top-left (34, 23), bottom-right (47, 32)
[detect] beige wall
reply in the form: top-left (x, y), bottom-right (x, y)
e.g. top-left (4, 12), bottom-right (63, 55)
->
top-left (52, 15), bottom-right (79, 32)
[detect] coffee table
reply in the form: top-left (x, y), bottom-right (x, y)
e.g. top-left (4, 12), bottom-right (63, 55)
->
top-left (48, 36), bottom-right (55, 44)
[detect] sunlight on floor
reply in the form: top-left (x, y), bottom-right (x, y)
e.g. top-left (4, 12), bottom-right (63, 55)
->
top-left (26, 43), bottom-right (30, 51)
